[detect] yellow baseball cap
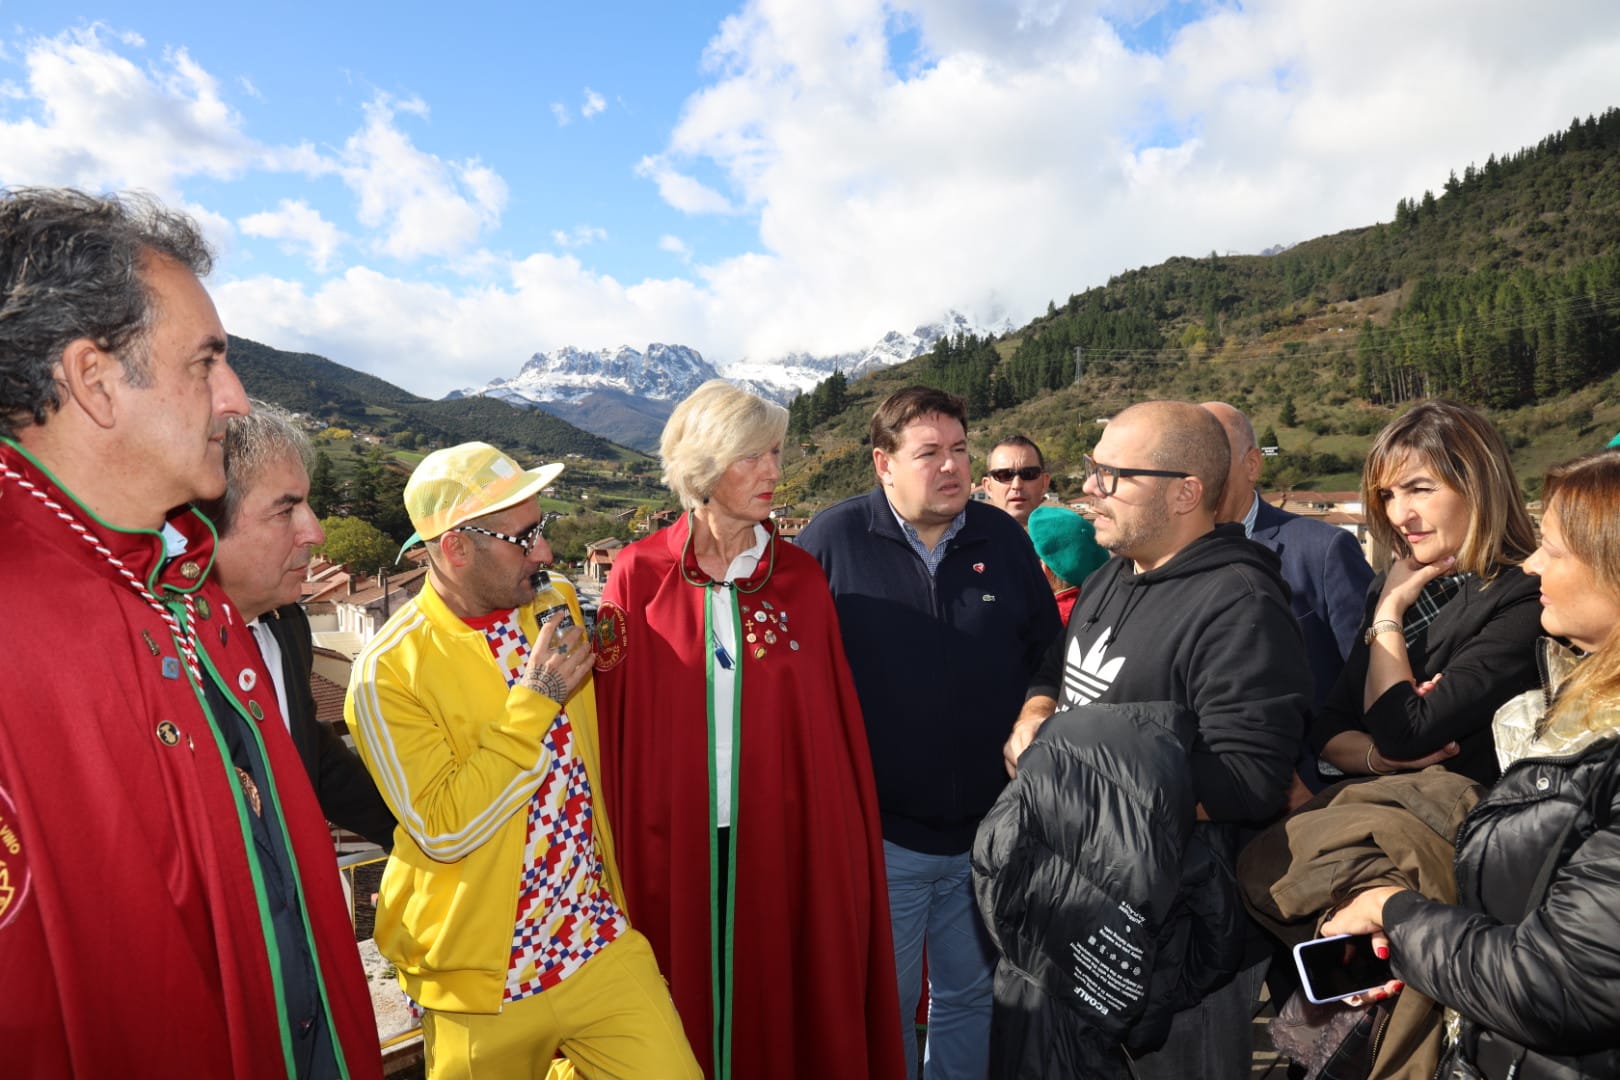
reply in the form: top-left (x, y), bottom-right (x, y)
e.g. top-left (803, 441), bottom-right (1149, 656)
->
top-left (400, 442), bottom-right (564, 553)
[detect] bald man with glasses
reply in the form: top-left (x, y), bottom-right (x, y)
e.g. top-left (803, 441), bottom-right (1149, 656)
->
top-left (999, 401), bottom-right (1310, 1080)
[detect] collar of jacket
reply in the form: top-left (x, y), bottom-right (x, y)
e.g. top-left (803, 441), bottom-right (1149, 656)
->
top-left (859, 485), bottom-right (985, 550)
top-left (1, 437), bottom-right (221, 598)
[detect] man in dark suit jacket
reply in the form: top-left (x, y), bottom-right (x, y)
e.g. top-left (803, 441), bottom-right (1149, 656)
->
top-left (1203, 403), bottom-right (1373, 726)
top-left (260, 601), bottom-right (396, 849)
top-left (200, 404), bottom-right (396, 850)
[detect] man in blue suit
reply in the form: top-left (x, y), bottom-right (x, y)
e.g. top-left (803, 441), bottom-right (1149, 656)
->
top-left (1202, 403), bottom-right (1373, 781)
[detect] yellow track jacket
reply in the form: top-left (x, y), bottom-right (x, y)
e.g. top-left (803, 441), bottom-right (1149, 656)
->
top-left (346, 574), bottom-right (624, 1014)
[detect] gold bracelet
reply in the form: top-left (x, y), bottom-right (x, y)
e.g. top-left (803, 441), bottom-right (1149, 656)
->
top-left (1363, 618), bottom-right (1403, 646)
top-left (1366, 742), bottom-right (1394, 776)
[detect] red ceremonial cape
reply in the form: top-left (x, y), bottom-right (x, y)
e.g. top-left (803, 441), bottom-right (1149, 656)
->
top-left (0, 442), bottom-right (381, 1079)
top-left (593, 514), bottom-right (904, 1080)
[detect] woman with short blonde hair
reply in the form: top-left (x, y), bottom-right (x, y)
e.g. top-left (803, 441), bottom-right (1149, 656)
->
top-left (594, 380), bottom-right (904, 1080)
top-left (659, 379), bottom-right (788, 511)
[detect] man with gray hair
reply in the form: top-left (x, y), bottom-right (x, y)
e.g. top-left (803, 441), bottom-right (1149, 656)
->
top-left (0, 189), bottom-right (380, 1077)
top-left (200, 404), bottom-right (396, 849)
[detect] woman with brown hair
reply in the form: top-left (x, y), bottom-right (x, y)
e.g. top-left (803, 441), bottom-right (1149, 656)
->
top-left (1310, 400), bottom-right (1541, 785)
top-left (1323, 448), bottom-right (1620, 1078)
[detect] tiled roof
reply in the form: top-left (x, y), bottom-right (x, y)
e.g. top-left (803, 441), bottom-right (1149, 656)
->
top-left (340, 566), bottom-right (429, 606)
top-left (310, 671), bottom-right (348, 727)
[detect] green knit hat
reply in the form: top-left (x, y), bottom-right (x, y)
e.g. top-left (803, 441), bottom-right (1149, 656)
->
top-left (1027, 505), bottom-right (1110, 587)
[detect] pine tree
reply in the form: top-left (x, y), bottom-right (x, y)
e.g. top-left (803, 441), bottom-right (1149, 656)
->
top-left (309, 450), bottom-right (337, 518)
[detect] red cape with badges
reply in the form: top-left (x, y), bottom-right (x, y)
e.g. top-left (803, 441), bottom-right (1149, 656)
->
top-left (0, 443), bottom-right (381, 1080)
top-left (593, 514), bottom-right (903, 1080)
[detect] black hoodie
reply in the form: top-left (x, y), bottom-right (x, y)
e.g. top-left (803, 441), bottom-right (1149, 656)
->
top-left (1028, 524), bottom-right (1311, 826)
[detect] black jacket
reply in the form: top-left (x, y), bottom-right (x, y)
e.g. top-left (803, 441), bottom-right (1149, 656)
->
top-left (1309, 567), bottom-right (1542, 785)
top-left (973, 702), bottom-right (1243, 1078)
top-left (262, 604), bottom-right (396, 850)
top-left (1386, 736), bottom-right (1620, 1079)
top-left (1028, 524), bottom-right (1311, 828)
top-left (797, 488), bottom-right (1060, 854)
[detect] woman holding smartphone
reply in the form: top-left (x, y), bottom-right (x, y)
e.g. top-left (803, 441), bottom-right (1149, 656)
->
top-left (1324, 449), bottom-right (1620, 1079)
top-left (1310, 400), bottom-right (1542, 785)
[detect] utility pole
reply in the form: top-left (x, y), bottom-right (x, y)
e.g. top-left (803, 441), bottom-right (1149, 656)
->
top-left (1073, 345), bottom-right (1084, 384)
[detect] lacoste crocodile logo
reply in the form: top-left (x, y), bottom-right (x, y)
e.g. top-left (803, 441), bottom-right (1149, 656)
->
top-left (1063, 628), bottom-right (1125, 706)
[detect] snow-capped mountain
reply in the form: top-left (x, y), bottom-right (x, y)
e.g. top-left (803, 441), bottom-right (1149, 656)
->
top-left (447, 311), bottom-right (1016, 450)
top-left (452, 343), bottom-right (719, 407)
top-left (724, 310), bottom-right (1013, 402)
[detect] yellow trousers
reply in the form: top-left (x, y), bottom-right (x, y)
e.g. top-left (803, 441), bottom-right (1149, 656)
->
top-left (422, 930), bottom-right (701, 1080)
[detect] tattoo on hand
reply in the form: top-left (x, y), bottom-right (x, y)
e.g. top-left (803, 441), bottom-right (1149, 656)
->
top-left (524, 667), bottom-right (569, 704)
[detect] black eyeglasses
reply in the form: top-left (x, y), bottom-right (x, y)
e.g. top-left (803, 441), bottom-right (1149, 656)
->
top-left (1082, 454), bottom-right (1191, 496)
top-left (456, 522), bottom-right (545, 554)
top-left (986, 465), bottom-right (1046, 484)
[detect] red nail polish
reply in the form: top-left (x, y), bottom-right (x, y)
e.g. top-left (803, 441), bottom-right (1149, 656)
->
top-left (1391, 981), bottom-right (1404, 993)
top-left (1375, 945), bottom-right (1389, 960)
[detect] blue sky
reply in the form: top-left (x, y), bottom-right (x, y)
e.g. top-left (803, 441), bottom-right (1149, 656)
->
top-left (4, 1), bottom-right (1619, 398)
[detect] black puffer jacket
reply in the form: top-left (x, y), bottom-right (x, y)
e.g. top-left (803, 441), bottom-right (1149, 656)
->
top-left (972, 702), bottom-right (1243, 1079)
top-left (1385, 735), bottom-right (1620, 1079)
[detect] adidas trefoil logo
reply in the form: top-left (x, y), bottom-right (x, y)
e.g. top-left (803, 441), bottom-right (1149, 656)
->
top-left (1063, 627), bottom-right (1125, 706)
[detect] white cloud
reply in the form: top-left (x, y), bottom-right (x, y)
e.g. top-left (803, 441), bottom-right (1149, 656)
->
top-left (582, 87), bottom-right (606, 118)
top-left (552, 225), bottom-right (608, 248)
top-left (215, 258), bottom-right (716, 395)
top-left (0, 26), bottom-right (258, 194)
top-left (550, 102), bottom-right (570, 126)
top-left (659, 234), bottom-right (692, 260)
top-left (635, 154), bottom-right (739, 214)
top-left (336, 92), bottom-right (509, 260)
top-left (239, 199), bottom-right (347, 271)
top-left (238, 74), bottom-right (264, 101)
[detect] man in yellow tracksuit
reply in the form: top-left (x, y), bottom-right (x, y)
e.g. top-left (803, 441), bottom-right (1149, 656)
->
top-left (347, 442), bottom-right (700, 1080)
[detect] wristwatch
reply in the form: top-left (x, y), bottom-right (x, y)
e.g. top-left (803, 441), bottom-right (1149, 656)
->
top-left (1363, 619), bottom-right (1403, 646)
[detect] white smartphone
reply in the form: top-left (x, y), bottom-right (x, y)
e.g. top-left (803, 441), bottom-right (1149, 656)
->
top-left (1293, 932), bottom-right (1393, 1005)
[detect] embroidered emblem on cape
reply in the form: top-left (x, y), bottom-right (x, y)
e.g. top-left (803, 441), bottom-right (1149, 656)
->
top-left (1063, 627), bottom-right (1126, 706)
top-left (0, 784), bottom-right (33, 932)
top-left (739, 601), bottom-right (796, 661)
top-left (156, 721), bottom-right (182, 746)
top-left (973, 562), bottom-right (986, 574)
top-left (592, 604), bottom-right (628, 671)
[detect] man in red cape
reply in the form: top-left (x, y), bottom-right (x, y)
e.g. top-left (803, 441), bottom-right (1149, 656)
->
top-left (0, 190), bottom-right (380, 1079)
top-left (593, 507), bottom-right (904, 1080)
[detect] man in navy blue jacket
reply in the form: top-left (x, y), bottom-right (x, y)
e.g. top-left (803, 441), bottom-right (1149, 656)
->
top-left (1203, 402), bottom-right (1373, 785)
top-left (798, 386), bottom-right (1060, 1080)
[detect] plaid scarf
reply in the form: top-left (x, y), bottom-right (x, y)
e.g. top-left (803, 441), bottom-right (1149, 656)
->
top-left (1403, 572), bottom-right (1470, 645)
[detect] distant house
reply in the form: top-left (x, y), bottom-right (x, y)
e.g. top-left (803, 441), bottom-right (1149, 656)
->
top-left (1265, 491), bottom-right (1376, 567)
top-left (312, 566), bottom-right (431, 655)
top-left (635, 508), bottom-right (680, 535)
top-left (773, 516), bottom-right (810, 541)
top-left (584, 537), bottom-right (625, 583)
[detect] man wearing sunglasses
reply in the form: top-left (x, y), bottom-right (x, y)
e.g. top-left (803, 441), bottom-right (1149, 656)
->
top-left (980, 436), bottom-right (1051, 526)
top-left (999, 401), bottom-right (1309, 1080)
top-left (346, 442), bottom-right (699, 1079)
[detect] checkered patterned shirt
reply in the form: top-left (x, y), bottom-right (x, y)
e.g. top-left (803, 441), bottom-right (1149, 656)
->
top-left (889, 500), bottom-right (967, 578)
top-left (478, 610), bottom-right (626, 1000)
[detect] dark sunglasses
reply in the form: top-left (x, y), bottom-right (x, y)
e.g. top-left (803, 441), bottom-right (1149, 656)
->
top-left (986, 465), bottom-right (1045, 483)
top-left (456, 521), bottom-right (545, 554)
